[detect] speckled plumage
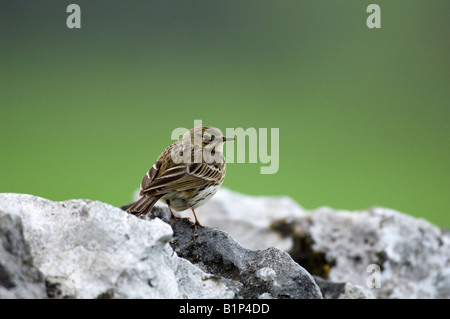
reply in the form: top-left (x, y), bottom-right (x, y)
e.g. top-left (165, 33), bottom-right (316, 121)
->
top-left (127, 126), bottom-right (233, 229)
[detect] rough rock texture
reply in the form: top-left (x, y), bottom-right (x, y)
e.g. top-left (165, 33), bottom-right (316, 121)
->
top-left (313, 276), bottom-right (374, 299)
top-left (287, 207), bottom-right (450, 299)
top-left (166, 217), bottom-right (322, 299)
top-left (0, 192), bottom-right (322, 299)
top-left (133, 204), bottom-right (322, 299)
top-left (0, 193), bottom-right (240, 299)
top-left (4, 187), bottom-right (448, 299)
top-left (193, 188), bottom-right (450, 299)
top-left (0, 211), bottom-right (46, 298)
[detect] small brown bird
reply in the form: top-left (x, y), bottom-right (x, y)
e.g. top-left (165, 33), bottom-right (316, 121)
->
top-left (126, 126), bottom-right (234, 231)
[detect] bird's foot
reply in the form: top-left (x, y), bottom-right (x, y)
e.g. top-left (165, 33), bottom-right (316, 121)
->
top-left (191, 221), bottom-right (205, 237)
top-left (170, 214), bottom-right (184, 226)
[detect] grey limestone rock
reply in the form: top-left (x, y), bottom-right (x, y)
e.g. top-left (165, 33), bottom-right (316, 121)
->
top-left (0, 211), bottom-right (46, 298)
top-left (142, 204), bottom-right (322, 299)
top-left (4, 186), bottom-right (447, 299)
top-left (192, 188), bottom-right (450, 299)
top-left (165, 217), bottom-right (322, 299)
top-left (0, 193), bottom-right (240, 299)
top-left (313, 276), bottom-right (375, 299)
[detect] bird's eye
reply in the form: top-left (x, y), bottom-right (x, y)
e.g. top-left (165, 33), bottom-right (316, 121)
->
top-left (210, 135), bottom-right (215, 141)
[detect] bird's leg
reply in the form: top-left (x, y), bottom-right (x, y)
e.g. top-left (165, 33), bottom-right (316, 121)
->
top-left (191, 209), bottom-right (205, 234)
top-left (167, 203), bottom-right (182, 226)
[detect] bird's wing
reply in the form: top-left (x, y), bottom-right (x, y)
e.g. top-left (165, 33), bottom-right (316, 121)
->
top-left (139, 160), bottom-right (162, 196)
top-left (140, 162), bottom-right (223, 197)
top-left (187, 162), bottom-right (224, 181)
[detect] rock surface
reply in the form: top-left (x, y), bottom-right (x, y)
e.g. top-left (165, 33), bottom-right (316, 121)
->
top-left (313, 276), bottom-right (374, 299)
top-left (166, 217), bottom-right (322, 299)
top-left (3, 187), bottom-right (448, 299)
top-left (193, 188), bottom-right (450, 299)
top-left (0, 193), bottom-right (240, 298)
top-left (131, 204), bottom-right (322, 299)
top-left (0, 193), bottom-right (322, 299)
top-left (0, 211), bottom-right (46, 298)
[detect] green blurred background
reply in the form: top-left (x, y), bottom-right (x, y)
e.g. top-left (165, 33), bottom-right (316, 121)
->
top-left (1, 1), bottom-right (449, 227)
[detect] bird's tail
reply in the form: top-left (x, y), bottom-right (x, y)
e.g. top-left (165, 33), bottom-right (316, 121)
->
top-left (126, 196), bottom-right (161, 216)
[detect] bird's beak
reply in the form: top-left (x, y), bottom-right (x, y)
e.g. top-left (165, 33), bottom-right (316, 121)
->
top-left (223, 136), bottom-right (235, 142)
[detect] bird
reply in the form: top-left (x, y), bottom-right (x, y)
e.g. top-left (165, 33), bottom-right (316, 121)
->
top-left (126, 126), bottom-right (234, 232)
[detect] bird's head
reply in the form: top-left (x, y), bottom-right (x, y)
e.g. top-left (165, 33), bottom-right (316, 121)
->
top-left (183, 126), bottom-right (234, 151)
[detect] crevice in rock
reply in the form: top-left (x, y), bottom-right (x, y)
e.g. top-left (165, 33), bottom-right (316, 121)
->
top-left (271, 219), bottom-right (334, 279)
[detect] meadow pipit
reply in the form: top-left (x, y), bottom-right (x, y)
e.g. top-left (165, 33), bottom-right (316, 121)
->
top-left (126, 126), bottom-right (234, 232)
